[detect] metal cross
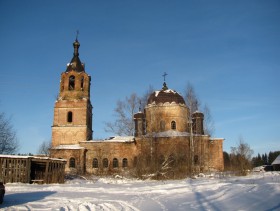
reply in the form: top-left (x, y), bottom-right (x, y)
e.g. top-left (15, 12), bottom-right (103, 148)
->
top-left (76, 30), bottom-right (79, 40)
top-left (162, 72), bottom-right (168, 82)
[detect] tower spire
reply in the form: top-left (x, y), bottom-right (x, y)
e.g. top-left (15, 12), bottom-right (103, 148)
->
top-left (66, 32), bottom-right (84, 72)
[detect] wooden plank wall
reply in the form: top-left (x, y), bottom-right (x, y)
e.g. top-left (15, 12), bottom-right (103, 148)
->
top-left (0, 156), bottom-right (66, 184)
top-left (0, 157), bottom-right (31, 183)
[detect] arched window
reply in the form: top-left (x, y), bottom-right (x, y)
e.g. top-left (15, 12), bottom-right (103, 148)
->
top-left (113, 158), bottom-right (118, 168)
top-left (122, 158), bottom-right (128, 168)
top-left (69, 157), bottom-right (75, 168)
top-left (69, 75), bottom-right (75, 90)
top-left (67, 111), bottom-right (73, 123)
top-left (171, 121), bottom-right (176, 130)
top-left (103, 158), bottom-right (109, 168)
top-left (93, 158), bottom-right (98, 168)
top-left (80, 76), bottom-right (84, 90)
top-left (194, 155), bottom-right (199, 165)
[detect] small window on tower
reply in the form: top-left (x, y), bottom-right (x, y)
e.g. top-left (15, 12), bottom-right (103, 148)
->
top-left (81, 76), bottom-right (84, 90)
top-left (69, 75), bottom-right (75, 90)
top-left (171, 121), bottom-right (176, 130)
top-left (67, 111), bottom-right (73, 123)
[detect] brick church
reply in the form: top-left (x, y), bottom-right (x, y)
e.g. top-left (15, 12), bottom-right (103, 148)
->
top-left (50, 39), bottom-right (224, 176)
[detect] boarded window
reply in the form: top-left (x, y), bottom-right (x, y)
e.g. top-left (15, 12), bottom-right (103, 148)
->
top-left (67, 112), bottom-right (73, 123)
top-left (171, 121), bottom-right (176, 130)
top-left (69, 157), bottom-right (75, 168)
top-left (113, 158), bottom-right (118, 168)
top-left (122, 158), bottom-right (128, 168)
top-left (69, 75), bottom-right (75, 90)
top-left (93, 158), bottom-right (98, 168)
top-left (103, 158), bottom-right (108, 168)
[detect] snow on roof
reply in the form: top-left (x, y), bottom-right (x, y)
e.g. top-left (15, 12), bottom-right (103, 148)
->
top-left (272, 154), bottom-right (280, 165)
top-left (0, 154), bottom-right (31, 159)
top-left (81, 136), bottom-right (135, 143)
top-left (146, 130), bottom-right (191, 138)
top-left (0, 154), bottom-right (66, 162)
top-left (52, 144), bottom-right (85, 150)
top-left (155, 89), bottom-right (178, 97)
top-left (209, 138), bottom-right (225, 141)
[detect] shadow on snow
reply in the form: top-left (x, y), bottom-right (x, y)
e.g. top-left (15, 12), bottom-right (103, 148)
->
top-left (0, 191), bottom-right (56, 209)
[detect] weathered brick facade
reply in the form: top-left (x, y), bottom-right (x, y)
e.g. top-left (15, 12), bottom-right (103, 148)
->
top-left (50, 39), bottom-right (224, 176)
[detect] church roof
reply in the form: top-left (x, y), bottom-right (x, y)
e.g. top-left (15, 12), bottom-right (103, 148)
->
top-left (66, 39), bottom-right (85, 72)
top-left (147, 83), bottom-right (185, 105)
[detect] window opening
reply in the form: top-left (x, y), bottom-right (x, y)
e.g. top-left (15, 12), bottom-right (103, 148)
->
top-left (81, 76), bottom-right (84, 90)
top-left (194, 155), bottom-right (199, 165)
top-left (93, 158), bottom-right (98, 168)
top-left (67, 111), bottom-right (73, 123)
top-left (103, 158), bottom-right (109, 168)
top-left (69, 75), bottom-right (75, 90)
top-left (113, 158), bottom-right (118, 168)
top-left (122, 158), bottom-right (128, 168)
top-left (171, 121), bottom-right (176, 130)
top-left (69, 157), bottom-right (75, 168)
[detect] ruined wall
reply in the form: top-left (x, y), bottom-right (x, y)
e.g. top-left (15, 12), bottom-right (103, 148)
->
top-left (50, 148), bottom-right (86, 174)
top-left (80, 141), bottom-right (138, 174)
top-left (209, 138), bottom-right (224, 171)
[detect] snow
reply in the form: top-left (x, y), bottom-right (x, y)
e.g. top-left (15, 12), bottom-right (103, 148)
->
top-left (83, 136), bottom-right (135, 143)
top-left (154, 89), bottom-right (178, 97)
top-left (52, 144), bottom-right (85, 150)
top-left (2, 172), bottom-right (280, 210)
top-left (146, 130), bottom-right (210, 138)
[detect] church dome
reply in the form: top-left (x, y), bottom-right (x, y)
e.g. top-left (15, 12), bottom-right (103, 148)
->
top-left (147, 82), bottom-right (186, 105)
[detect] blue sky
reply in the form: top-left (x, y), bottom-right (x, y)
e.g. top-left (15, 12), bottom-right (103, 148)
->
top-left (0, 0), bottom-right (279, 155)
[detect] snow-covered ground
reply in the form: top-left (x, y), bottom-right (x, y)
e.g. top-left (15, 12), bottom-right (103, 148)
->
top-left (1, 172), bottom-right (280, 211)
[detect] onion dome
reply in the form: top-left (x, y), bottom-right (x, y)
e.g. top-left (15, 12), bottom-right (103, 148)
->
top-left (66, 38), bottom-right (85, 72)
top-left (147, 83), bottom-right (186, 105)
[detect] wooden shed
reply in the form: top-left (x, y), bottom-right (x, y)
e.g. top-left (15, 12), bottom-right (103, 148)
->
top-left (272, 154), bottom-right (280, 171)
top-left (0, 155), bottom-right (66, 184)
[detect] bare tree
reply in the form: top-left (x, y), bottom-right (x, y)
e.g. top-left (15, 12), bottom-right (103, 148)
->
top-left (105, 86), bottom-right (154, 136)
top-left (184, 82), bottom-right (215, 136)
top-left (184, 82), bottom-right (200, 114)
top-left (37, 140), bottom-right (52, 156)
top-left (105, 93), bottom-right (141, 136)
top-left (230, 137), bottom-right (254, 175)
top-left (0, 112), bottom-right (19, 154)
top-left (203, 104), bottom-right (215, 136)
top-left (140, 85), bottom-right (154, 111)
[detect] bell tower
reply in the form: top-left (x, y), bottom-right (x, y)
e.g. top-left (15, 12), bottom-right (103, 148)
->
top-left (51, 38), bottom-right (93, 147)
